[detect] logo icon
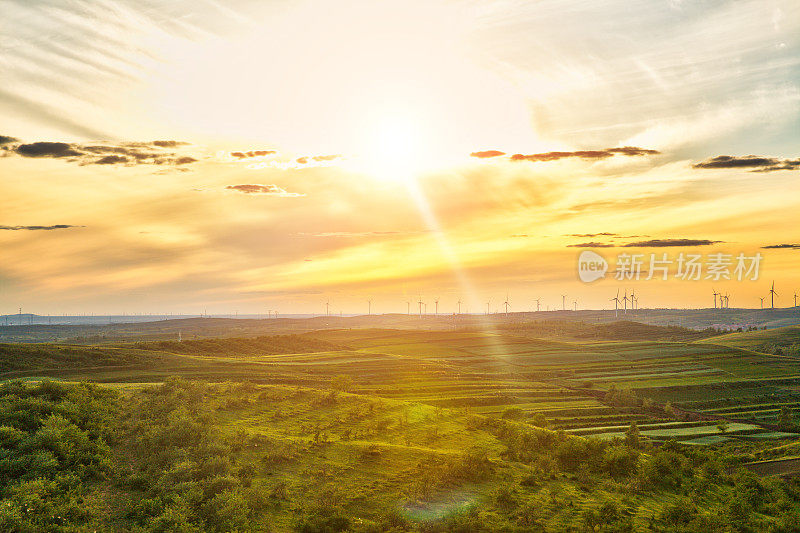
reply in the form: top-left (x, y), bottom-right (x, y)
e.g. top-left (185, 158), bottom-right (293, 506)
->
top-left (578, 250), bottom-right (608, 283)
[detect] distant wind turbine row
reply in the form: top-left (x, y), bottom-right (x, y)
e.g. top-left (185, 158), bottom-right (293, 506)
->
top-left (313, 283), bottom-right (800, 317)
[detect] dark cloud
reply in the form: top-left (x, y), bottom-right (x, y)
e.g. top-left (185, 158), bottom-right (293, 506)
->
top-left (16, 142), bottom-right (82, 158)
top-left (0, 224), bottom-right (82, 231)
top-left (95, 155), bottom-right (129, 165)
top-left (0, 135), bottom-right (18, 146)
top-left (566, 232), bottom-right (617, 237)
top-left (225, 184), bottom-right (304, 197)
top-left (470, 150), bottom-right (506, 158)
top-left (566, 242), bottom-right (615, 248)
top-left (510, 146), bottom-right (659, 163)
top-left (231, 150), bottom-right (276, 159)
top-left (5, 136), bottom-right (198, 167)
top-left (623, 239), bottom-right (721, 247)
top-left (761, 243), bottom-right (800, 250)
top-left (692, 155), bottom-right (800, 172)
top-left (152, 140), bottom-right (188, 148)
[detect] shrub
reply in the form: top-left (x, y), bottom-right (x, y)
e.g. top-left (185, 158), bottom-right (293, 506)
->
top-left (660, 497), bottom-right (698, 527)
top-left (501, 407), bottom-right (525, 420)
top-left (330, 375), bottom-right (354, 393)
top-left (603, 446), bottom-right (638, 479)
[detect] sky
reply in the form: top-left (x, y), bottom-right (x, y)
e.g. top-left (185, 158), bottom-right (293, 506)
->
top-left (1, 0), bottom-right (799, 315)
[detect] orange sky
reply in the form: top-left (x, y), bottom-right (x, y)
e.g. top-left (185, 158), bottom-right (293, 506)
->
top-left (0, 0), bottom-right (798, 314)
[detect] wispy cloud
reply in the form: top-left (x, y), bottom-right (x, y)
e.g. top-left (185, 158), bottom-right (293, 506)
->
top-left (225, 184), bottom-right (305, 197)
top-left (296, 154), bottom-right (341, 164)
top-left (762, 243), bottom-right (800, 250)
top-left (509, 146), bottom-right (659, 163)
top-left (566, 241), bottom-right (615, 248)
top-left (0, 224), bottom-right (83, 231)
top-left (623, 238), bottom-right (721, 247)
top-left (231, 150), bottom-right (277, 159)
top-left (565, 232), bottom-right (617, 238)
top-left (470, 150), bottom-right (506, 158)
top-left (693, 155), bottom-right (800, 172)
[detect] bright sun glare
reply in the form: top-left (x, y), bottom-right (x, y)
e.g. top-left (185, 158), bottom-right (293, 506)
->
top-left (358, 114), bottom-right (428, 183)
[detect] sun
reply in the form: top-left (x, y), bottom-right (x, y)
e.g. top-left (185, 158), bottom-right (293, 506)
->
top-left (356, 113), bottom-right (430, 183)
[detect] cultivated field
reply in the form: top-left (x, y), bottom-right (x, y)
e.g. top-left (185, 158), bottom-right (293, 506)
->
top-left (2, 317), bottom-right (800, 531)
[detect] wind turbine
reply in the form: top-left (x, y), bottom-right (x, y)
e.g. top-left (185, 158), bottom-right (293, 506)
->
top-left (630, 289), bottom-right (637, 311)
top-left (724, 293), bottom-right (730, 309)
top-left (486, 300), bottom-right (490, 315)
top-left (418, 296), bottom-right (424, 317)
top-left (622, 290), bottom-right (629, 314)
top-left (326, 301), bottom-right (330, 316)
top-left (794, 292), bottom-right (798, 308)
top-left (368, 300), bottom-right (372, 315)
top-left (457, 299), bottom-right (462, 315)
top-left (535, 299), bottom-right (541, 312)
top-left (610, 290), bottom-right (621, 318)
top-left (760, 297), bottom-right (765, 310)
top-left (434, 299), bottom-right (439, 316)
top-left (406, 301), bottom-right (410, 315)
top-left (573, 300), bottom-right (577, 312)
top-left (561, 294), bottom-right (567, 311)
top-left (769, 281), bottom-right (778, 309)
top-left (712, 289), bottom-right (718, 309)
top-left (503, 294), bottom-right (510, 316)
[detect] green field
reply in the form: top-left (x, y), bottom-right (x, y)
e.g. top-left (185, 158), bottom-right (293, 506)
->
top-left (2, 319), bottom-right (800, 531)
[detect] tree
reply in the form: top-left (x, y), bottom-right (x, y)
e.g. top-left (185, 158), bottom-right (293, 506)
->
top-left (625, 421), bottom-right (641, 449)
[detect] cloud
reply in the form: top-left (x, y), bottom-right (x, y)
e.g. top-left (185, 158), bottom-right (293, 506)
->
top-left (470, 150), bottom-right (506, 158)
top-left (231, 150), bottom-right (276, 159)
top-left (5, 136), bottom-right (198, 166)
top-left (566, 232), bottom-right (617, 237)
top-left (95, 155), bottom-right (129, 165)
top-left (296, 154), bottom-right (341, 164)
top-left (152, 140), bottom-right (189, 148)
top-left (566, 241), bottom-right (615, 248)
top-left (225, 184), bottom-right (305, 197)
top-left (692, 155), bottom-right (800, 172)
top-left (0, 224), bottom-right (82, 231)
top-left (623, 238), bottom-right (721, 247)
top-left (16, 142), bottom-right (82, 158)
top-left (761, 243), bottom-right (800, 250)
top-left (509, 146), bottom-right (659, 163)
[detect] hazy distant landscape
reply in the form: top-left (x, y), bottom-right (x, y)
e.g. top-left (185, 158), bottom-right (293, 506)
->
top-left (2, 307), bottom-right (799, 343)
